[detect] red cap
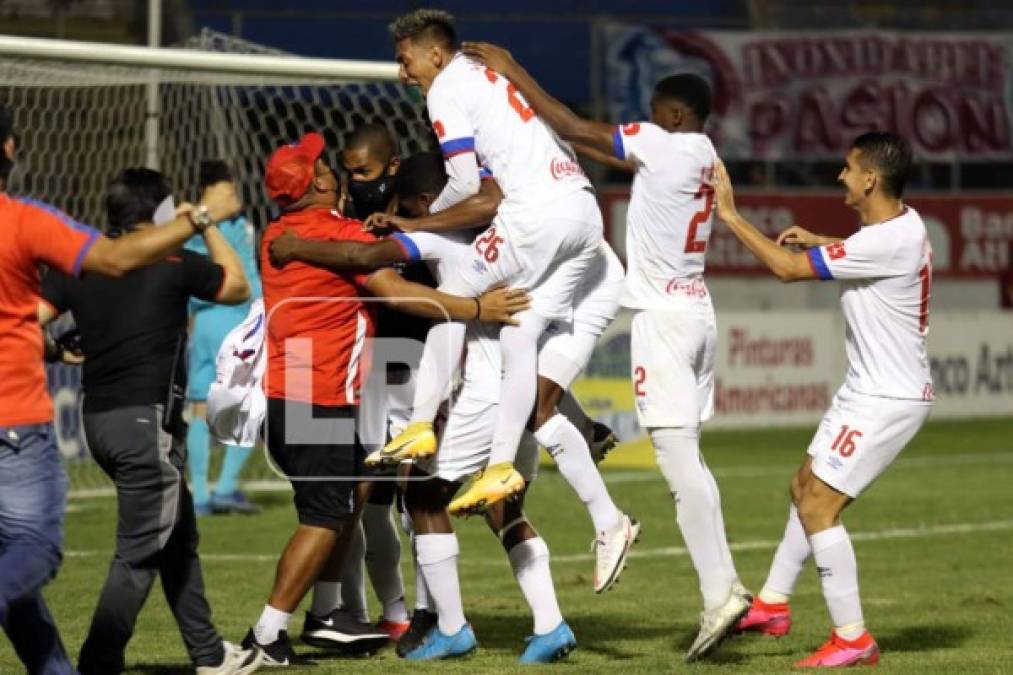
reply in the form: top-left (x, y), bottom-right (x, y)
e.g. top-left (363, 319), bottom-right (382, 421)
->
top-left (265, 132), bottom-right (326, 205)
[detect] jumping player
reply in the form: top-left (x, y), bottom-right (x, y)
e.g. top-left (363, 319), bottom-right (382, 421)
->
top-left (463, 42), bottom-right (751, 660)
top-left (711, 131), bottom-right (933, 668)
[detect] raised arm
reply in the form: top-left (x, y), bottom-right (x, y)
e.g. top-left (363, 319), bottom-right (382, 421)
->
top-left (365, 268), bottom-right (528, 324)
top-left (573, 143), bottom-right (636, 174)
top-left (711, 159), bottom-right (817, 283)
top-left (463, 41), bottom-right (616, 154)
top-left (269, 230), bottom-right (407, 272)
top-left (83, 181), bottom-right (241, 277)
top-left (365, 178), bottom-right (503, 234)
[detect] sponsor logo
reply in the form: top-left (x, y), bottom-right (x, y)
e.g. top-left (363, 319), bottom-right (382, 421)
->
top-left (472, 259), bottom-right (487, 274)
top-left (549, 158), bottom-right (587, 180)
top-left (664, 277), bottom-right (709, 298)
top-left (827, 242), bottom-right (847, 260)
top-left (827, 455), bottom-right (843, 470)
top-left (817, 566), bottom-right (832, 579)
top-left (433, 120), bottom-right (445, 138)
top-left (622, 122), bottom-right (641, 135)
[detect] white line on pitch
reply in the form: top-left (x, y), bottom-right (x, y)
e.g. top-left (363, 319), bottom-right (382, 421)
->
top-left (604, 451), bottom-right (1013, 484)
top-left (63, 517), bottom-right (1013, 566)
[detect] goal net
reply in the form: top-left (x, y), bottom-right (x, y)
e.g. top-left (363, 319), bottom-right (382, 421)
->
top-left (0, 29), bottom-right (436, 496)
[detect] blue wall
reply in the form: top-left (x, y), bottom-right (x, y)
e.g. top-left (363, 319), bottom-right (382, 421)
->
top-left (189, 1), bottom-right (742, 106)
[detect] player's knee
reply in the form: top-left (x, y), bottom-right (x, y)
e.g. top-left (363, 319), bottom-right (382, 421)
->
top-left (796, 491), bottom-right (834, 533)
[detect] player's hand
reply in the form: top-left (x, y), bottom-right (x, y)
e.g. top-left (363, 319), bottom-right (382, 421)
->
top-left (268, 228), bottom-right (304, 268)
top-left (477, 285), bottom-right (530, 325)
top-left (201, 181), bottom-right (242, 223)
top-left (709, 158), bottom-right (738, 224)
top-left (175, 202), bottom-right (194, 218)
top-left (363, 212), bottom-right (411, 232)
top-left (461, 41), bottom-right (517, 77)
top-left (776, 225), bottom-right (821, 249)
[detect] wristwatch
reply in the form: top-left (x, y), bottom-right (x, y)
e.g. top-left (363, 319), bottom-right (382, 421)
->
top-left (189, 204), bottom-right (214, 232)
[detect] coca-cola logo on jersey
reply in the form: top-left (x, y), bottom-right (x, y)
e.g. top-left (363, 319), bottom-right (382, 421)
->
top-left (550, 158), bottom-right (586, 180)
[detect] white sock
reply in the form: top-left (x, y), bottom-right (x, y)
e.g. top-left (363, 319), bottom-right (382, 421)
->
top-left (811, 525), bottom-right (864, 636)
top-left (508, 537), bottom-right (564, 635)
top-left (411, 321), bottom-right (466, 422)
top-left (340, 521), bottom-right (369, 622)
top-left (651, 427), bottom-right (736, 611)
top-left (309, 581), bottom-right (340, 617)
top-left (557, 389), bottom-right (593, 439)
top-left (759, 504), bottom-right (811, 604)
top-left (488, 315), bottom-right (546, 466)
top-left (254, 605), bottom-right (291, 645)
top-left (362, 502), bottom-right (408, 623)
top-left (409, 529), bottom-right (433, 612)
top-left (416, 533), bottom-right (465, 635)
top-left (536, 413), bottom-right (620, 533)
top-left (700, 450), bottom-right (742, 587)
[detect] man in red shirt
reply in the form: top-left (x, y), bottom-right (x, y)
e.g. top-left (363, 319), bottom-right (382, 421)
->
top-left (242, 132), bottom-right (526, 665)
top-left (0, 103), bottom-right (242, 674)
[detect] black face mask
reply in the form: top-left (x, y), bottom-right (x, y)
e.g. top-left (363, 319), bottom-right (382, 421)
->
top-left (347, 173), bottom-right (396, 219)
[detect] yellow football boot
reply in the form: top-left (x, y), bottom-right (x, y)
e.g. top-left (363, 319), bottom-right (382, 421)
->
top-left (448, 462), bottom-right (525, 516)
top-left (365, 421), bottom-right (437, 467)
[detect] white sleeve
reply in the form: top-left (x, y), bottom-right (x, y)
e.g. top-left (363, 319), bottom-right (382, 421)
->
top-left (806, 227), bottom-right (904, 281)
top-left (612, 121), bottom-right (667, 170)
top-left (431, 153), bottom-right (480, 212)
top-left (390, 231), bottom-right (448, 263)
top-left (428, 83), bottom-right (480, 211)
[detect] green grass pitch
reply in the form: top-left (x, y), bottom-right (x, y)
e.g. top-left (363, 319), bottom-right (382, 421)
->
top-left (3, 417), bottom-right (1012, 673)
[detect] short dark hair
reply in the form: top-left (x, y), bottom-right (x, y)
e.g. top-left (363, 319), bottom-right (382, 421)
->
top-left (851, 131), bottom-right (913, 198)
top-left (652, 74), bottom-right (712, 123)
top-left (389, 9), bottom-right (457, 50)
top-left (344, 123), bottom-right (397, 163)
top-left (105, 167), bottom-right (172, 233)
top-left (394, 152), bottom-right (447, 199)
top-left (199, 159), bottom-right (232, 193)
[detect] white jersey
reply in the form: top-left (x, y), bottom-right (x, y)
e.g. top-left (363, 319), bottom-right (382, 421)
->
top-left (391, 230), bottom-right (501, 404)
top-left (427, 53), bottom-right (591, 220)
top-left (805, 206), bottom-right (934, 401)
top-left (613, 122), bottom-right (718, 311)
top-left (206, 299), bottom-right (266, 447)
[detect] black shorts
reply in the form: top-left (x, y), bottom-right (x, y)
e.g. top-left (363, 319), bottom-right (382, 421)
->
top-left (266, 397), bottom-right (365, 531)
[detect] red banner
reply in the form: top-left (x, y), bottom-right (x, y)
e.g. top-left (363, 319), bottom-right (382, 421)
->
top-left (600, 188), bottom-right (1012, 278)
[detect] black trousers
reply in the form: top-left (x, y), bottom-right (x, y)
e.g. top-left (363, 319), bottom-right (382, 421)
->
top-left (78, 405), bottom-right (223, 674)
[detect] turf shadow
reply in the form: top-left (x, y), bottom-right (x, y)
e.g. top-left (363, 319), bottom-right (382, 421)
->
top-left (877, 623), bottom-right (974, 653)
top-left (465, 610), bottom-right (675, 659)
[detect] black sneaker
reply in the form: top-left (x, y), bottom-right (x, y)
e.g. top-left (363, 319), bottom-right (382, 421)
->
top-left (395, 609), bottom-right (438, 658)
top-left (300, 608), bottom-right (389, 656)
top-left (241, 627), bottom-right (310, 667)
top-left (590, 422), bottom-right (619, 464)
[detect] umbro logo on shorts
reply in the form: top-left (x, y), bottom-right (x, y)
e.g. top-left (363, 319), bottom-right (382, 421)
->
top-left (472, 260), bottom-right (487, 274)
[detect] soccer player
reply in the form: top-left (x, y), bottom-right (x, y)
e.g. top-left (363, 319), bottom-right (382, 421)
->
top-left (711, 132), bottom-right (933, 668)
top-left (463, 43), bottom-right (751, 660)
top-left (0, 102), bottom-right (245, 675)
top-left (240, 132), bottom-right (525, 666)
top-left (377, 10), bottom-right (616, 532)
top-left (40, 167), bottom-right (261, 675)
top-left (336, 123), bottom-right (416, 639)
top-left (185, 160), bottom-right (263, 516)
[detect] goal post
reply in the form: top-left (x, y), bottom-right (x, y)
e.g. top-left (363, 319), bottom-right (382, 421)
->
top-left (0, 30), bottom-right (435, 496)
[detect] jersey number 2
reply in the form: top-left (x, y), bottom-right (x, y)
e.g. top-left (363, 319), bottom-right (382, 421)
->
top-left (485, 69), bottom-right (535, 122)
top-left (685, 185), bottom-right (713, 253)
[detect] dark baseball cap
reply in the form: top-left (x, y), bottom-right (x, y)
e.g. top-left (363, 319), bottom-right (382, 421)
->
top-left (265, 132), bottom-right (326, 205)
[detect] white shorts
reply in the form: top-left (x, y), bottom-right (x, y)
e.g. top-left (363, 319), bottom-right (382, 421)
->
top-left (538, 242), bottom-right (623, 388)
top-left (630, 308), bottom-right (716, 428)
top-left (440, 189), bottom-right (603, 322)
top-left (807, 386), bottom-right (931, 498)
top-left (421, 392), bottom-right (540, 484)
